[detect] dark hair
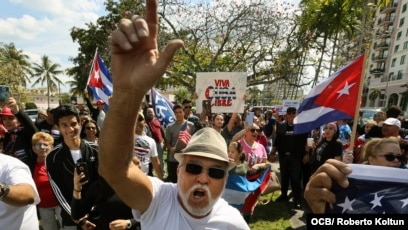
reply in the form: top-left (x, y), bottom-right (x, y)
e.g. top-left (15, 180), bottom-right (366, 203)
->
top-left (173, 104), bottom-right (183, 112)
top-left (386, 106), bottom-right (402, 118)
top-left (212, 113), bottom-right (224, 122)
top-left (79, 109), bottom-right (89, 116)
top-left (53, 104), bottom-right (80, 126)
top-left (182, 99), bottom-right (192, 104)
top-left (80, 120), bottom-right (100, 139)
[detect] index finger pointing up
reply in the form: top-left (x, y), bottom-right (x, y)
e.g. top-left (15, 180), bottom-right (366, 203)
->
top-left (145, 0), bottom-right (158, 25)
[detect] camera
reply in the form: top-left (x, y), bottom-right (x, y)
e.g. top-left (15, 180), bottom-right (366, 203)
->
top-left (75, 162), bottom-right (88, 183)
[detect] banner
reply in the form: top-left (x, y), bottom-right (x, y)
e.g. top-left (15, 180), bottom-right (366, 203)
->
top-left (196, 72), bottom-right (247, 113)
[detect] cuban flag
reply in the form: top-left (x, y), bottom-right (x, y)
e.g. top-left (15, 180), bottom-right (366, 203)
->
top-left (294, 54), bottom-right (364, 134)
top-left (87, 52), bottom-right (113, 106)
top-left (326, 164), bottom-right (408, 214)
top-left (151, 88), bottom-right (175, 127)
top-left (223, 165), bottom-right (271, 213)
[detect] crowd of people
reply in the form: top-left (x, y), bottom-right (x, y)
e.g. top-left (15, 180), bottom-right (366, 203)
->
top-left (2, 0), bottom-right (408, 229)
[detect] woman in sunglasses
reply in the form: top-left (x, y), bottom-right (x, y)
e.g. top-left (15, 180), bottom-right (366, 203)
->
top-left (361, 137), bottom-right (403, 168)
top-left (79, 120), bottom-right (100, 144)
top-left (304, 137), bottom-right (404, 214)
top-left (231, 124), bottom-right (267, 169)
top-left (31, 132), bottom-right (62, 230)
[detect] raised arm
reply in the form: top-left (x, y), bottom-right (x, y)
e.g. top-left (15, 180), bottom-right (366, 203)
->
top-left (98, 0), bottom-right (183, 213)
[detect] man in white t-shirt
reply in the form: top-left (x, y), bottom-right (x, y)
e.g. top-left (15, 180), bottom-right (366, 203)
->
top-left (0, 154), bottom-right (40, 230)
top-left (98, 1), bottom-right (249, 229)
top-left (134, 112), bottom-right (163, 179)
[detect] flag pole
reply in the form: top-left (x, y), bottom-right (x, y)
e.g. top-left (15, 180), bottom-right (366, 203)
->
top-left (86, 48), bottom-right (99, 86)
top-left (349, 50), bottom-right (370, 151)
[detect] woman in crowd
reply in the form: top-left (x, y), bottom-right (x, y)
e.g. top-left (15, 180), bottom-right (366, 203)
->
top-left (231, 124), bottom-right (267, 168)
top-left (305, 137), bottom-right (404, 213)
top-left (309, 122), bottom-right (343, 174)
top-left (79, 120), bottom-right (100, 144)
top-left (354, 119), bottom-right (377, 163)
top-left (361, 137), bottom-right (403, 167)
top-left (31, 132), bottom-right (62, 230)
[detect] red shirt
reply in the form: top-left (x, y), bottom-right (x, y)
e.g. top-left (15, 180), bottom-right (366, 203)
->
top-left (147, 119), bottom-right (163, 143)
top-left (34, 162), bottom-right (59, 208)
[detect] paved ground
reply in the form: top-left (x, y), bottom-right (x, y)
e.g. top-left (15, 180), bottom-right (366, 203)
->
top-left (270, 162), bottom-right (308, 229)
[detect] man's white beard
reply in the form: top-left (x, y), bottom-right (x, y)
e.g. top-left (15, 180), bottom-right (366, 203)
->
top-left (178, 183), bottom-right (219, 217)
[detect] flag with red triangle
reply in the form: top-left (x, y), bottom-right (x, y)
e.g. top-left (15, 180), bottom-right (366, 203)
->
top-left (294, 54), bottom-right (365, 134)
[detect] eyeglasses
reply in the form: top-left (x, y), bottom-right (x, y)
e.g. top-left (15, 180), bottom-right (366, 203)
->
top-left (250, 128), bottom-right (261, 133)
top-left (184, 106), bottom-right (192, 109)
top-left (184, 163), bottom-right (226, 179)
top-left (377, 153), bottom-right (403, 162)
top-left (34, 143), bottom-right (50, 149)
top-left (86, 127), bottom-right (96, 130)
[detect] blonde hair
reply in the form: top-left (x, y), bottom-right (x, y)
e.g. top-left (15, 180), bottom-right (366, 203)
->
top-left (362, 137), bottom-right (400, 163)
top-left (365, 120), bottom-right (377, 126)
top-left (32, 131), bottom-right (54, 145)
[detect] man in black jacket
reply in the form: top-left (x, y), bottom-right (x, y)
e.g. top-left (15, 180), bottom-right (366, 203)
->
top-left (270, 107), bottom-right (308, 209)
top-left (46, 104), bottom-right (99, 229)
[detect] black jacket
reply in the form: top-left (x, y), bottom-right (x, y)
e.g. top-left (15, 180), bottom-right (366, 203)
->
top-left (46, 140), bottom-right (99, 227)
top-left (2, 110), bottom-right (38, 168)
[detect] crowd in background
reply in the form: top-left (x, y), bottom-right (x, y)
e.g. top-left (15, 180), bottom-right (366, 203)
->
top-left (2, 89), bottom-right (408, 229)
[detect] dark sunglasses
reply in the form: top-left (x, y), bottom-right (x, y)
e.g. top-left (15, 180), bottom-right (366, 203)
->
top-left (184, 163), bottom-right (226, 179)
top-left (86, 126), bottom-right (96, 130)
top-left (378, 153), bottom-right (403, 162)
top-left (250, 128), bottom-right (261, 133)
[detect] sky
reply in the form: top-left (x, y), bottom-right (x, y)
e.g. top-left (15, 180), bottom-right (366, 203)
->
top-left (1, 0), bottom-right (301, 93)
top-left (0, 0), bottom-right (107, 93)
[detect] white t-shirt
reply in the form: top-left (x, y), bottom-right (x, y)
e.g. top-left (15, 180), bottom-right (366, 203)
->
top-left (133, 177), bottom-right (249, 230)
top-left (134, 134), bottom-right (158, 174)
top-left (0, 154), bottom-right (40, 230)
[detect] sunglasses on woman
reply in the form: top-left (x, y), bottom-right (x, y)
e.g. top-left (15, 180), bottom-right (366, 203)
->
top-left (250, 129), bottom-right (261, 133)
top-left (378, 153), bottom-right (403, 162)
top-left (184, 163), bottom-right (226, 179)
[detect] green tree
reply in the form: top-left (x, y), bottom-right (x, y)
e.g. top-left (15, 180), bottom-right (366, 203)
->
top-left (31, 55), bottom-right (64, 108)
top-left (0, 42), bottom-right (32, 91)
top-left (159, 0), bottom-right (301, 91)
top-left (68, 0), bottom-right (304, 94)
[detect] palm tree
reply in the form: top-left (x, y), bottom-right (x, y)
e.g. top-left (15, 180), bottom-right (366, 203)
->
top-left (31, 55), bottom-right (64, 108)
top-left (0, 42), bottom-right (32, 89)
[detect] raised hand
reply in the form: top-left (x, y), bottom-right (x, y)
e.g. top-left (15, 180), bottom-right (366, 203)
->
top-left (109, 0), bottom-right (183, 96)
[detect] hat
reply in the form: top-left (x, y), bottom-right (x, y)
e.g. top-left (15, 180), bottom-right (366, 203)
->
top-left (47, 107), bottom-right (56, 113)
top-left (383, 118), bottom-right (401, 128)
top-left (0, 107), bottom-right (14, 116)
top-left (96, 100), bottom-right (105, 106)
top-left (286, 107), bottom-right (297, 113)
top-left (174, 127), bottom-right (235, 170)
top-left (38, 109), bottom-right (47, 117)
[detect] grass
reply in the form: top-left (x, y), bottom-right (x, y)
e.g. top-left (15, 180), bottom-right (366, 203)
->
top-left (249, 192), bottom-right (293, 230)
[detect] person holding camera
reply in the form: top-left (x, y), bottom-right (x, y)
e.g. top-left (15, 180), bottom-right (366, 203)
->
top-left (45, 104), bottom-right (99, 230)
top-left (71, 167), bottom-right (139, 230)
